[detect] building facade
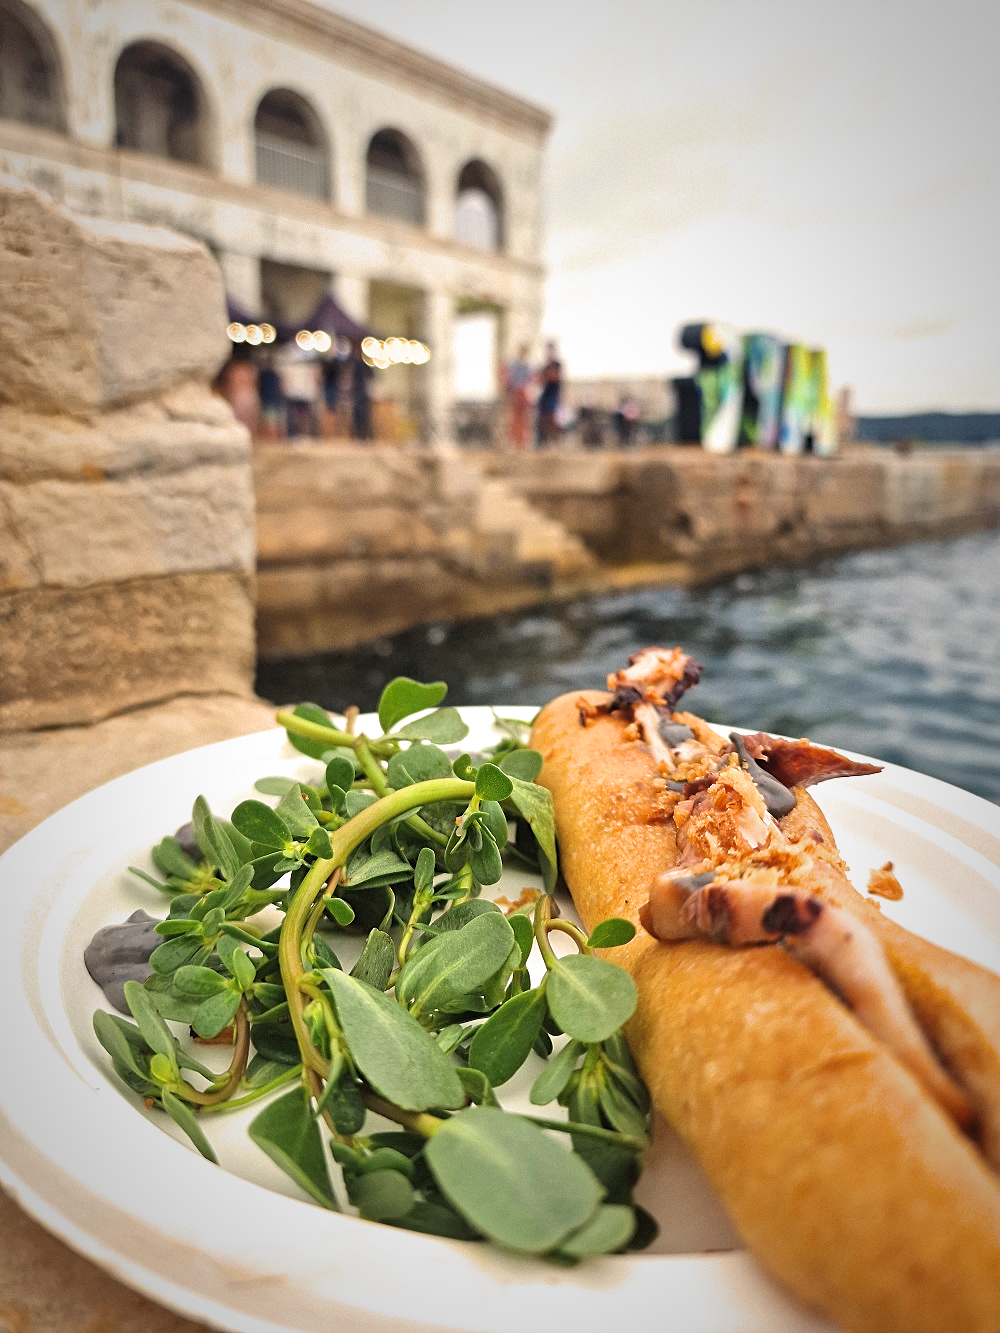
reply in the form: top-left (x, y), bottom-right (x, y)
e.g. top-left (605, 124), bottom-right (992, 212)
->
top-left (0, 0), bottom-right (552, 440)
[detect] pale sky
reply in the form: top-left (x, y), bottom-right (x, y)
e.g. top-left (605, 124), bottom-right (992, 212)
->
top-left (325, 0), bottom-right (1000, 413)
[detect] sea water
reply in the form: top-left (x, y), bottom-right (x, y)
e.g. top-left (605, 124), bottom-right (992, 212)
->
top-left (256, 528), bottom-right (1000, 805)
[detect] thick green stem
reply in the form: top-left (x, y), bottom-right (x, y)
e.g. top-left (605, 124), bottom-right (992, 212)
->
top-left (279, 777), bottom-right (477, 1086)
top-left (533, 895), bottom-right (560, 970)
top-left (173, 1002), bottom-right (252, 1106)
top-left (545, 919), bottom-right (591, 954)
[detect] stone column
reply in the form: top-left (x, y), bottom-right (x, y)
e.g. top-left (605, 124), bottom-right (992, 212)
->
top-left (216, 249), bottom-right (261, 314)
top-left (0, 177), bottom-right (257, 732)
top-left (423, 288), bottom-right (455, 445)
top-left (336, 273), bottom-right (369, 327)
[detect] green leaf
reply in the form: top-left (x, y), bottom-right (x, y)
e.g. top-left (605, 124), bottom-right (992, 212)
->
top-left (430, 899), bottom-right (502, 933)
top-left (386, 744), bottom-right (452, 788)
top-left (529, 1037), bottom-right (584, 1106)
top-left (349, 929), bottom-right (395, 991)
top-left (275, 783), bottom-right (319, 837)
top-left (586, 918), bottom-right (637, 950)
top-left (192, 989), bottom-right (241, 1039)
top-left (344, 790), bottom-right (378, 817)
top-left (249, 1087), bottom-right (337, 1208)
top-left (424, 1106), bottom-right (603, 1253)
top-left (559, 1204), bottom-right (636, 1257)
top-left (378, 677), bottom-right (448, 733)
top-left (325, 754), bottom-right (357, 796)
top-left (123, 981), bottom-right (179, 1071)
top-left (597, 1069), bottom-right (650, 1142)
top-left (303, 827), bottom-right (331, 859)
top-left (508, 912), bottom-right (534, 967)
top-left (393, 707), bottom-right (469, 744)
top-left (322, 970), bottom-right (464, 1112)
top-left (456, 1066), bottom-right (496, 1106)
top-left (230, 799), bottom-right (291, 850)
top-left (151, 836), bottom-right (199, 880)
top-left (161, 1090), bottom-right (218, 1163)
top-left (451, 753), bottom-right (478, 782)
top-left (468, 988), bottom-right (547, 1087)
top-left (325, 896), bottom-right (355, 927)
top-left (395, 912), bottom-right (516, 1017)
top-left (253, 775), bottom-right (300, 797)
top-left (389, 1200), bottom-right (480, 1240)
top-left (349, 1170), bottom-right (415, 1221)
top-left (93, 1011), bottom-right (151, 1081)
top-left (149, 934), bottom-right (207, 974)
top-left (230, 947), bottom-right (258, 992)
top-left (474, 763), bottom-right (514, 803)
top-left (244, 1054), bottom-right (295, 1088)
top-left (345, 847), bottom-right (413, 888)
top-left (469, 827), bottom-right (503, 886)
top-left (506, 778), bottom-right (558, 892)
top-left (323, 1071), bottom-right (367, 1135)
top-left (546, 954), bottom-right (638, 1043)
top-left (497, 748), bottom-right (544, 782)
top-left (286, 702), bottom-right (342, 760)
top-left (250, 1021), bottom-right (301, 1065)
top-left (191, 796), bottom-right (241, 882)
top-left (412, 845), bottom-right (436, 896)
top-left (173, 965), bottom-right (229, 998)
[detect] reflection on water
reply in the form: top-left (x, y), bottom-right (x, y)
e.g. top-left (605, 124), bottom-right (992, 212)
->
top-left (257, 529), bottom-right (1000, 805)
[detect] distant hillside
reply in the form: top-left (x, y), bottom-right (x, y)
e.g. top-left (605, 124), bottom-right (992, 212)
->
top-left (856, 412), bottom-right (1000, 443)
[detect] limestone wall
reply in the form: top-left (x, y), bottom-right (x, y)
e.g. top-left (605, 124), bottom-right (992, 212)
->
top-left (0, 178), bottom-right (257, 731)
top-left (253, 443), bottom-right (1000, 658)
top-left (254, 442), bottom-right (595, 656)
top-left (472, 447), bottom-right (1000, 577)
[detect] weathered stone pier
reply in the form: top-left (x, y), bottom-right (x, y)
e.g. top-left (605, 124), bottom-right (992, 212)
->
top-left (254, 442), bottom-right (1000, 658)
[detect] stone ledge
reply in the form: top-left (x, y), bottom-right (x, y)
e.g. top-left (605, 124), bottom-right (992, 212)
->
top-left (0, 570), bottom-right (257, 731)
top-left (0, 691), bottom-right (278, 857)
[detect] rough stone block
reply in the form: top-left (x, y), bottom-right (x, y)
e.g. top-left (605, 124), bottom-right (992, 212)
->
top-left (0, 176), bottom-right (229, 413)
top-left (0, 461), bottom-right (255, 591)
top-left (0, 570), bottom-right (256, 731)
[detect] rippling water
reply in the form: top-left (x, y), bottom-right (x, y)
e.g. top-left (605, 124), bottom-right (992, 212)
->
top-left (256, 529), bottom-right (1000, 805)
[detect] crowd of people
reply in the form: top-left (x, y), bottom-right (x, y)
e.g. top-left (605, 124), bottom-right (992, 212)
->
top-left (214, 337), bottom-right (374, 443)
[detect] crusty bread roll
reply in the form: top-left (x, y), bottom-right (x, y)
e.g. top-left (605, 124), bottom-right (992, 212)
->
top-left (532, 689), bottom-right (1000, 1333)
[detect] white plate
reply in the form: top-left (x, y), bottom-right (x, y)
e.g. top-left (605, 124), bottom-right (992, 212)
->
top-left (1, 707), bottom-right (998, 1333)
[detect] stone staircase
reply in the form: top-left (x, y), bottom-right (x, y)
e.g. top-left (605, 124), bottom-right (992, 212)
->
top-left (469, 472), bottom-right (597, 582)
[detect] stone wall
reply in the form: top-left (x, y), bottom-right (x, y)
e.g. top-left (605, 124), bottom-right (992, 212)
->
top-left (0, 177), bottom-right (257, 731)
top-left (253, 442), bottom-right (1000, 658)
top-left (472, 446), bottom-right (1000, 578)
top-left (254, 442), bottom-right (596, 656)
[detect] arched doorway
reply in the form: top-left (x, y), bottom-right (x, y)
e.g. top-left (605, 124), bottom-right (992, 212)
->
top-left (365, 128), bottom-right (424, 226)
top-left (454, 159), bottom-right (503, 251)
top-left (114, 41), bottom-right (209, 167)
top-left (254, 89), bottom-right (329, 200)
top-left (0, 0), bottom-right (65, 131)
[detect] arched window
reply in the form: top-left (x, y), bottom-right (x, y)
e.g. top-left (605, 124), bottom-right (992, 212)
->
top-left (114, 42), bottom-right (209, 167)
top-left (365, 128), bottom-right (424, 226)
top-left (254, 89), bottom-right (329, 200)
top-left (454, 159), bottom-right (503, 251)
top-left (0, 0), bottom-right (65, 131)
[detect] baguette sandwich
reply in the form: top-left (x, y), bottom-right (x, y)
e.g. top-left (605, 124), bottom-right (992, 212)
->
top-left (530, 647), bottom-right (1000, 1333)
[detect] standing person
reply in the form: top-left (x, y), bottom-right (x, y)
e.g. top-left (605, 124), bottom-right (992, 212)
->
top-left (214, 350), bottom-right (259, 436)
top-left (277, 341), bottom-right (321, 441)
top-left (257, 349), bottom-right (284, 440)
top-left (536, 341), bottom-right (563, 447)
top-left (502, 343), bottom-right (533, 450)
top-left (350, 341), bottom-right (373, 441)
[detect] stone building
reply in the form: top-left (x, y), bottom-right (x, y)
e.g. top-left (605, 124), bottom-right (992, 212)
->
top-left (0, 0), bottom-right (552, 440)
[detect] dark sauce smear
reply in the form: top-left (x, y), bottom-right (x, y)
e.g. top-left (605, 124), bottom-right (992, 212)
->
top-left (85, 909), bottom-right (160, 1013)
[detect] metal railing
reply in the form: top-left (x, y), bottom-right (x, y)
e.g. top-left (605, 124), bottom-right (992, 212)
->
top-left (255, 133), bottom-right (328, 200)
top-left (365, 165), bottom-right (424, 225)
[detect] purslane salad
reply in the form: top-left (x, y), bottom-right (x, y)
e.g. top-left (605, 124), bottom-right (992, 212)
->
top-left (88, 679), bottom-right (656, 1260)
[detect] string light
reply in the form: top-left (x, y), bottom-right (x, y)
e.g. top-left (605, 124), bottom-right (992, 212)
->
top-left (227, 322), bottom-right (276, 345)
top-left (360, 336), bottom-right (431, 368)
